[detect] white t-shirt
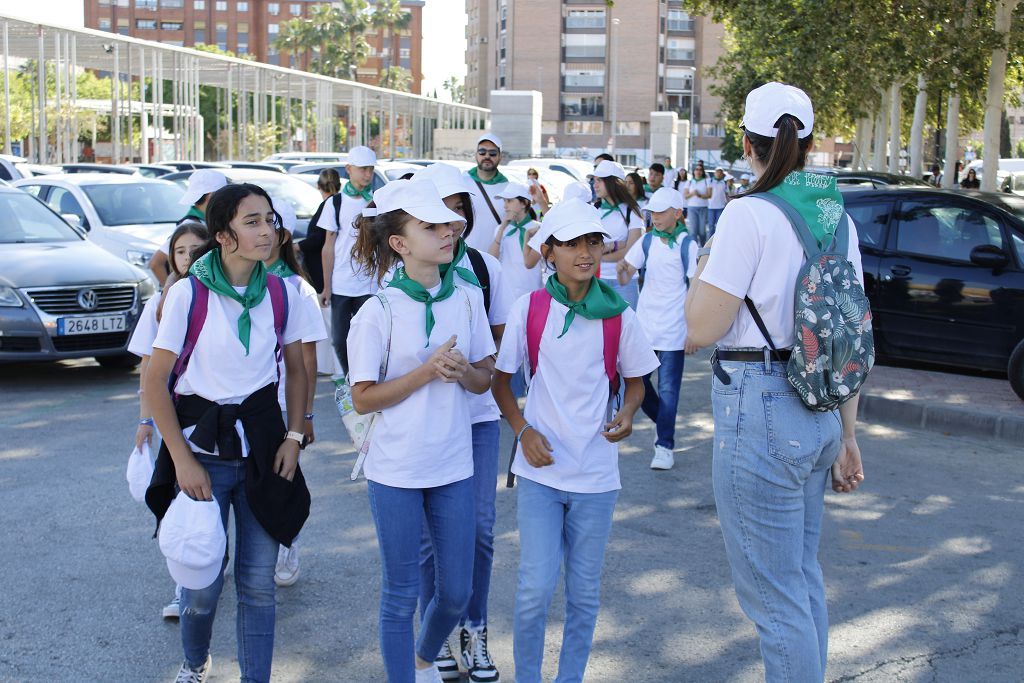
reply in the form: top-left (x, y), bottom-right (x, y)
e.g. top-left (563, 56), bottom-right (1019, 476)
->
top-left (685, 178), bottom-right (710, 208)
top-left (318, 189), bottom-right (378, 297)
top-left (496, 294), bottom-right (659, 494)
top-left (128, 296), bottom-right (160, 357)
top-left (153, 277), bottom-right (313, 404)
top-left (598, 203), bottom-right (641, 280)
top-left (700, 196), bottom-right (865, 349)
top-left (347, 283), bottom-right (496, 488)
top-left (625, 235), bottom-right (699, 351)
top-left (495, 220), bottom-right (543, 302)
top-left (464, 172), bottom-right (508, 253)
top-left (708, 179), bottom-right (729, 210)
top-left (276, 273), bottom-right (329, 410)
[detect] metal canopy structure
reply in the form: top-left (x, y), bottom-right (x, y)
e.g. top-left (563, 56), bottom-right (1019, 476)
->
top-left (0, 12), bottom-right (489, 164)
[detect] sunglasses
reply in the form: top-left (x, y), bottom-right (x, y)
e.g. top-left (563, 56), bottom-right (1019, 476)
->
top-left (477, 149), bottom-right (500, 157)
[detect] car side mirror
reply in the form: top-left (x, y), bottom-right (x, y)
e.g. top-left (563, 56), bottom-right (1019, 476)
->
top-left (969, 244), bottom-right (1009, 269)
top-left (61, 213), bottom-right (86, 231)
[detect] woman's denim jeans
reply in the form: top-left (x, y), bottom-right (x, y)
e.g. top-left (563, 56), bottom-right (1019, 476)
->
top-left (419, 420), bottom-right (501, 628)
top-left (368, 477), bottom-right (474, 683)
top-left (687, 206), bottom-right (709, 244)
top-left (641, 349), bottom-right (686, 449)
top-left (180, 456), bottom-right (279, 683)
top-left (513, 477), bottom-right (618, 683)
top-left (711, 359), bottom-right (843, 682)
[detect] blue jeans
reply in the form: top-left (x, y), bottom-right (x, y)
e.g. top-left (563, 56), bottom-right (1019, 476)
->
top-left (708, 207), bottom-right (724, 237)
top-left (710, 360), bottom-right (843, 682)
top-left (180, 456), bottom-right (279, 683)
top-left (640, 350), bottom-right (686, 449)
top-left (419, 421), bottom-right (500, 629)
top-left (513, 478), bottom-right (618, 683)
top-left (368, 477), bottom-right (475, 683)
top-left (687, 206), bottom-right (709, 244)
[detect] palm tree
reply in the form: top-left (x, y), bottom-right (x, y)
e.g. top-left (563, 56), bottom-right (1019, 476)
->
top-left (274, 1), bottom-right (370, 80)
top-left (379, 66), bottom-right (411, 92)
top-left (370, 0), bottom-right (412, 80)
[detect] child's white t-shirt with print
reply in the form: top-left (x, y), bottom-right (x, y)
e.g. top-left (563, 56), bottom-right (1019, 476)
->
top-left (128, 295), bottom-right (160, 357)
top-left (598, 205), bottom-right (641, 281)
top-left (153, 277), bottom-right (313, 404)
top-left (347, 283), bottom-right (496, 489)
top-left (496, 294), bottom-right (659, 494)
top-left (317, 191), bottom-right (378, 297)
top-left (624, 236), bottom-right (699, 351)
top-left (700, 196), bottom-right (864, 349)
top-left (276, 274), bottom-right (329, 410)
top-left (496, 219), bottom-right (543, 302)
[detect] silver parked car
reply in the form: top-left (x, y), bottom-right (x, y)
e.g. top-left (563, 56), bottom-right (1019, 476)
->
top-left (0, 186), bottom-right (155, 368)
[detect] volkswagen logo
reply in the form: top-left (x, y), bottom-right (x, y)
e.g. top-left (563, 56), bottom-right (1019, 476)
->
top-left (77, 289), bottom-right (99, 311)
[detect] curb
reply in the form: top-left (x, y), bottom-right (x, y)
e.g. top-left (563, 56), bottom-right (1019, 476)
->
top-left (859, 393), bottom-right (1024, 443)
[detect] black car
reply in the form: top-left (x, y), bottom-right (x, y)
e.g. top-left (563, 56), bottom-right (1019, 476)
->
top-left (809, 167), bottom-right (931, 189)
top-left (843, 187), bottom-right (1024, 398)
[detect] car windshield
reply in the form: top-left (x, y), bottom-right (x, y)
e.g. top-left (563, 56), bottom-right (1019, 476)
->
top-left (231, 174), bottom-right (322, 218)
top-left (0, 192), bottom-right (82, 243)
top-left (81, 182), bottom-right (184, 226)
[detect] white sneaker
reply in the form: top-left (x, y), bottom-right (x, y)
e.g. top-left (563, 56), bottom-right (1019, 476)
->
top-left (173, 654), bottom-right (211, 682)
top-left (414, 663), bottom-right (443, 683)
top-left (434, 639), bottom-right (461, 681)
top-left (650, 445), bottom-right (675, 470)
top-left (162, 595), bottom-right (181, 620)
top-left (274, 544), bottom-right (300, 587)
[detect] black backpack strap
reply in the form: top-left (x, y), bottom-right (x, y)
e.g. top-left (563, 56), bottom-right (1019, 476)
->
top-left (465, 246), bottom-right (491, 315)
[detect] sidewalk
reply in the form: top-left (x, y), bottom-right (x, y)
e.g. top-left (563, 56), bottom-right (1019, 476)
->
top-left (859, 363), bottom-right (1023, 443)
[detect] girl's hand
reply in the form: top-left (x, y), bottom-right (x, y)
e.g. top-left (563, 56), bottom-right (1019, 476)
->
top-left (521, 427), bottom-right (554, 467)
top-left (274, 439), bottom-right (301, 481)
top-left (602, 409), bottom-right (635, 443)
top-left (435, 347), bottom-right (469, 383)
top-left (135, 423), bottom-right (154, 449)
top-left (831, 436), bottom-right (864, 493)
top-left (176, 454), bottom-right (212, 501)
top-left (302, 420), bottom-right (316, 446)
top-left (425, 336), bottom-right (459, 382)
top-left (684, 337), bottom-right (700, 355)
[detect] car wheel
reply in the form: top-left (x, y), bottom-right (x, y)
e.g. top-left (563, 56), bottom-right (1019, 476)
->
top-left (95, 353), bottom-right (140, 370)
top-left (1009, 340), bottom-right (1024, 401)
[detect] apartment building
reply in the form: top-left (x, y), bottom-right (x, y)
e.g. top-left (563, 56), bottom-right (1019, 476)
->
top-left (465, 0), bottom-right (726, 166)
top-left (84, 0), bottom-right (425, 94)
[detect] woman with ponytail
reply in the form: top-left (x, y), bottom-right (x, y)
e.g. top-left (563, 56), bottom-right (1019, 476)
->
top-left (686, 83), bottom-right (866, 682)
top-left (587, 160), bottom-right (644, 308)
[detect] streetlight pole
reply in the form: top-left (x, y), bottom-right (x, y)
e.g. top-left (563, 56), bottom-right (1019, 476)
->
top-left (610, 17), bottom-right (619, 157)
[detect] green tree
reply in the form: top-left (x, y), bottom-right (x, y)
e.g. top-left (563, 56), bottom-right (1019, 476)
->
top-left (370, 0), bottom-right (412, 77)
top-left (379, 66), bottom-right (412, 92)
top-left (274, 1), bottom-right (371, 80)
top-left (442, 76), bottom-right (465, 104)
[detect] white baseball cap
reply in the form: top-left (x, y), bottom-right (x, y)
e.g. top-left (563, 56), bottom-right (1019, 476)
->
top-left (125, 442), bottom-right (155, 503)
top-left (477, 132), bottom-right (503, 150)
top-left (645, 187), bottom-right (685, 213)
top-left (741, 82), bottom-right (814, 139)
top-left (495, 181), bottom-right (531, 202)
top-left (346, 145), bottom-right (377, 168)
top-left (159, 491), bottom-right (226, 590)
top-left (562, 181), bottom-right (593, 203)
top-left (271, 195), bottom-right (297, 233)
top-left (367, 178), bottom-right (465, 224)
top-left (741, 174), bottom-right (753, 182)
top-left (413, 162), bottom-right (476, 199)
top-left (526, 198), bottom-right (610, 253)
top-left (588, 159), bottom-right (626, 181)
top-left (178, 169), bottom-right (229, 206)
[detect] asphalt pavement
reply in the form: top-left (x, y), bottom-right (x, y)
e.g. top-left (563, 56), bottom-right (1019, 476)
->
top-left (0, 351), bottom-right (1021, 682)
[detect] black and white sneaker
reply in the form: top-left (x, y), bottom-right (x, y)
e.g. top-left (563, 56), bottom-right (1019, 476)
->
top-left (173, 654), bottom-right (211, 683)
top-left (460, 625), bottom-right (499, 682)
top-left (434, 638), bottom-right (461, 681)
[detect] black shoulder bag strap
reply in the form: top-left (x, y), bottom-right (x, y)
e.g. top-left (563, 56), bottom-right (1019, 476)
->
top-left (465, 246), bottom-right (491, 315)
top-left (333, 192), bottom-right (343, 228)
top-left (474, 180), bottom-right (502, 225)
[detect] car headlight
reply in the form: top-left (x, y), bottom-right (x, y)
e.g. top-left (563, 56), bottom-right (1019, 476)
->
top-left (126, 249), bottom-right (154, 268)
top-left (137, 277), bottom-right (157, 302)
top-left (0, 285), bottom-right (24, 307)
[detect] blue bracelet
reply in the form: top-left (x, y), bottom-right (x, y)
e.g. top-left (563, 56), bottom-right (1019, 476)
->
top-left (139, 418), bottom-right (155, 426)
top-left (304, 413), bottom-right (315, 421)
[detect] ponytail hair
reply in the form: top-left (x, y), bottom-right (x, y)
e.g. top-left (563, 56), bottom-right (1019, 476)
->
top-left (350, 206), bottom-right (413, 284)
top-left (745, 115), bottom-right (812, 195)
top-left (272, 222), bottom-right (310, 282)
top-left (167, 220), bottom-right (210, 277)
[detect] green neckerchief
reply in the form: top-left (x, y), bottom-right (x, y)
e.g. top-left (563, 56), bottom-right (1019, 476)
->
top-left (767, 171), bottom-right (845, 248)
top-left (342, 181), bottom-right (373, 203)
top-left (438, 238), bottom-right (481, 289)
top-left (189, 249), bottom-right (268, 355)
top-left (183, 205), bottom-right (205, 222)
top-left (599, 199), bottom-right (621, 220)
top-left (643, 183), bottom-right (655, 195)
top-left (266, 259), bottom-right (296, 279)
top-left (387, 266), bottom-right (456, 346)
top-left (468, 166), bottom-right (508, 185)
top-left (545, 274), bottom-right (628, 339)
top-left (652, 221), bottom-right (687, 247)
top-left (504, 215), bottom-right (532, 250)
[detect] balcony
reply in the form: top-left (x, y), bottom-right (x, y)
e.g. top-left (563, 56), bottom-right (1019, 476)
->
top-left (665, 77), bottom-right (692, 92)
top-left (666, 49), bottom-right (695, 64)
top-left (561, 103), bottom-right (605, 119)
top-left (562, 76), bottom-right (605, 93)
top-left (667, 19), bottom-right (695, 32)
top-left (563, 47), bottom-right (606, 62)
top-left (565, 17), bottom-right (606, 32)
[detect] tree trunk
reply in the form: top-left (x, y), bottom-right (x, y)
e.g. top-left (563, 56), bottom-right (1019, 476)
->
top-left (909, 74), bottom-right (927, 180)
top-left (942, 91), bottom-right (960, 189)
top-left (852, 116), bottom-right (868, 169)
top-left (981, 0), bottom-right (1019, 191)
top-left (888, 80), bottom-right (902, 174)
top-left (872, 88), bottom-right (890, 170)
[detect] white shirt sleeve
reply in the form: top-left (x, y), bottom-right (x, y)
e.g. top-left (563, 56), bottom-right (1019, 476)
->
top-left (346, 297), bottom-right (386, 384)
top-left (686, 239), bottom-right (699, 280)
top-left (495, 294), bottom-right (528, 374)
top-left (844, 215), bottom-right (865, 286)
top-left (283, 280), bottom-right (325, 345)
top-left (616, 308), bottom-right (660, 379)
top-left (699, 199), bottom-right (760, 299)
top-left (128, 296), bottom-right (161, 357)
top-left (624, 237), bottom-right (646, 271)
top-left (151, 278), bottom-right (192, 355)
top-left (316, 195), bottom-right (339, 232)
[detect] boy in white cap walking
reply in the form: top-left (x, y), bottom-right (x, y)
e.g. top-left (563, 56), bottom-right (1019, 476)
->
top-left (463, 133), bottom-right (509, 253)
top-left (319, 145), bottom-right (378, 375)
top-left (149, 169), bottom-right (229, 286)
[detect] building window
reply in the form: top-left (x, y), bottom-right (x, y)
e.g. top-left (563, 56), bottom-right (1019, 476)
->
top-left (237, 1), bottom-right (248, 11)
top-left (701, 123), bottom-right (725, 138)
top-left (565, 121), bottom-right (604, 135)
top-left (566, 9), bottom-right (605, 29)
top-left (268, 2), bottom-right (279, 15)
top-left (193, 21), bottom-right (206, 43)
top-left (136, 0), bottom-right (157, 10)
top-left (563, 68), bottom-right (604, 89)
top-left (615, 122), bottom-right (641, 136)
top-left (162, 21), bottom-right (184, 30)
top-left (665, 68), bottom-right (693, 92)
top-left (194, 0), bottom-right (205, 8)
top-left (561, 95), bottom-right (604, 118)
top-left (237, 22), bottom-right (248, 54)
top-left (215, 22), bottom-right (228, 50)
top-left (666, 38), bottom-right (695, 62)
top-left (161, 0), bottom-right (184, 7)
top-left (268, 48), bottom-right (280, 65)
top-left (98, 17), bottom-right (112, 30)
top-left (290, 3), bottom-right (301, 16)
top-left (136, 19), bottom-right (157, 29)
top-left (563, 33), bottom-right (606, 60)
top-left (215, 0), bottom-right (227, 10)
top-left (98, 0), bottom-right (110, 5)
top-left (117, 19), bottom-right (130, 34)
top-left (268, 22), bottom-right (279, 35)
top-left (667, 9), bottom-right (694, 32)
top-left (666, 93), bottom-right (693, 117)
